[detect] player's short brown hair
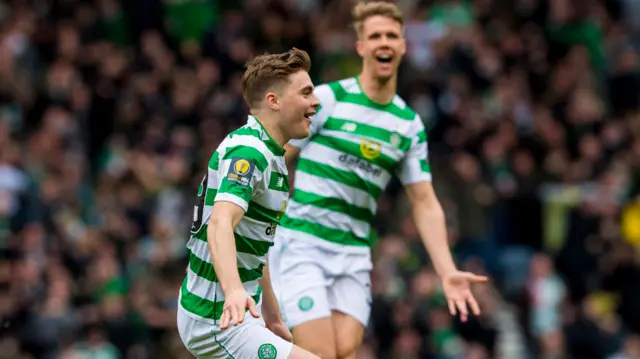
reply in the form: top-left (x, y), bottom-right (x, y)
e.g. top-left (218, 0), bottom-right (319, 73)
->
top-left (352, 1), bottom-right (404, 38)
top-left (242, 47), bottom-right (311, 108)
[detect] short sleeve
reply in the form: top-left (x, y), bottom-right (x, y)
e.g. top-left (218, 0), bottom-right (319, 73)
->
top-left (396, 114), bottom-right (432, 184)
top-left (214, 145), bottom-right (268, 211)
top-left (287, 83), bottom-right (336, 150)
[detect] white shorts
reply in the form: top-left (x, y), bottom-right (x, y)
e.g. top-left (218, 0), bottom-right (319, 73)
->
top-left (269, 228), bottom-right (373, 328)
top-left (177, 306), bottom-right (293, 359)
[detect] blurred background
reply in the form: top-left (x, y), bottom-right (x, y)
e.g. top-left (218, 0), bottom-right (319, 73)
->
top-left (0, 0), bottom-right (639, 358)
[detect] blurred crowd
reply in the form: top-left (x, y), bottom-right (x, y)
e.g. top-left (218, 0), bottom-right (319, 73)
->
top-left (0, 0), bottom-right (639, 358)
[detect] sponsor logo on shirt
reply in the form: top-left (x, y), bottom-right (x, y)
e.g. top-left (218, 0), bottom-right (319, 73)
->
top-left (339, 153), bottom-right (382, 177)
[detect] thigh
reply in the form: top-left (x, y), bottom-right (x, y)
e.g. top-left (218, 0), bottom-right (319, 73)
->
top-left (176, 310), bottom-right (224, 359)
top-left (328, 259), bottom-right (372, 327)
top-left (279, 266), bottom-right (332, 329)
top-left (291, 317), bottom-right (336, 359)
top-left (220, 320), bottom-right (294, 359)
top-left (328, 257), bottom-right (371, 359)
top-left (274, 237), bottom-right (333, 328)
top-left (331, 311), bottom-right (365, 359)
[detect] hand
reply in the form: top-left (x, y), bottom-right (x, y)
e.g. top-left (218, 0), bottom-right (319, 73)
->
top-left (220, 289), bottom-right (260, 330)
top-left (441, 271), bottom-right (488, 322)
top-left (266, 319), bottom-right (293, 342)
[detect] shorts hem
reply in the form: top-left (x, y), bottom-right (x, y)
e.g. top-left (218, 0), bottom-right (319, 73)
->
top-left (286, 312), bottom-right (333, 329)
top-left (330, 307), bottom-right (369, 327)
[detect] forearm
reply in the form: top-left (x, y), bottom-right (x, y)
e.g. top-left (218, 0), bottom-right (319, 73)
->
top-left (208, 221), bottom-right (243, 294)
top-left (259, 260), bottom-right (282, 322)
top-left (413, 202), bottom-right (457, 276)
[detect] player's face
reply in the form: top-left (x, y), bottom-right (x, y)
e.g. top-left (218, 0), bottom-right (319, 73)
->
top-left (278, 70), bottom-right (320, 140)
top-left (356, 15), bottom-right (406, 81)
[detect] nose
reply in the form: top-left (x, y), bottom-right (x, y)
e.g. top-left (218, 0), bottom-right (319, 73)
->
top-left (311, 94), bottom-right (320, 109)
top-left (380, 35), bottom-right (389, 46)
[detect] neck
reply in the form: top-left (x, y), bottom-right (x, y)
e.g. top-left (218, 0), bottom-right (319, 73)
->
top-left (358, 70), bottom-right (397, 104)
top-left (251, 111), bottom-right (288, 146)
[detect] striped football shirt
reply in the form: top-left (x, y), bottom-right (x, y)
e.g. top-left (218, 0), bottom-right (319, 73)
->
top-left (180, 115), bottom-right (290, 323)
top-left (280, 77), bottom-right (431, 247)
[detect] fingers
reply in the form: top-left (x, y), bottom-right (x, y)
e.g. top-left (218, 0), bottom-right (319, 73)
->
top-left (282, 329), bottom-right (293, 342)
top-left (456, 300), bottom-right (468, 322)
top-left (465, 273), bottom-right (489, 282)
top-left (232, 305), bottom-right (242, 326)
top-left (448, 300), bottom-right (457, 316)
top-left (248, 298), bottom-right (260, 318)
top-left (220, 307), bottom-right (230, 330)
top-left (466, 293), bottom-right (481, 316)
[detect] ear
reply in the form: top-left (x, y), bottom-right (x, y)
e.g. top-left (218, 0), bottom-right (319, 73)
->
top-left (355, 40), bottom-right (365, 57)
top-left (266, 92), bottom-right (280, 111)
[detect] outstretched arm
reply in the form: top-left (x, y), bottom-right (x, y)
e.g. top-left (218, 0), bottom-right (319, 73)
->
top-left (405, 181), bottom-right (488, 322)
top-left (404, 182), bottom-right (456, 275)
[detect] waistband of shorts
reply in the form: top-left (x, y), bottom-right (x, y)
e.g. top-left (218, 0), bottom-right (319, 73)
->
top-left (277, 227), bottom-right (372, 256)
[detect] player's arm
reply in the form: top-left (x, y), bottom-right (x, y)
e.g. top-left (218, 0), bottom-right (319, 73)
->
top-left (207, 202), bottom-right (246, 294)
top-left (210, 147), bottom-right (266, 327)
top-left (399, 116), bottom-right (487, 320)
top-left (258, 256), bottom-right (293, 341)
top-left (397, 116), bottom-right (456, 276)
top-left (259, 256), bottom-right (283, 323)
top-left (404, 181), bottom-right (456, 276)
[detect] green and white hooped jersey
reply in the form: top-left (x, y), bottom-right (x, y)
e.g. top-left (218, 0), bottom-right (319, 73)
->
top-left (280, 77), bottom-right (431, 248)
top-left (180, 115), bottom-right (289, 323)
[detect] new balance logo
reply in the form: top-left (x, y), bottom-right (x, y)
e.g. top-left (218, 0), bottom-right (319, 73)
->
top-left (341, 123), bottom-right (357, 132)
top-left (276, 177), bottom-right (284, 188)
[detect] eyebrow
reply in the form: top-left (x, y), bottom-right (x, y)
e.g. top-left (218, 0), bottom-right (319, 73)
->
top-left (368, 30), bottom-right (400, 38)
top-left (300, 85), bottom-right (314, 93)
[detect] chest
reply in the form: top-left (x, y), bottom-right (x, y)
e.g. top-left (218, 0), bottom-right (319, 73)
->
top-left (316, 103), bottom-right (414, 171)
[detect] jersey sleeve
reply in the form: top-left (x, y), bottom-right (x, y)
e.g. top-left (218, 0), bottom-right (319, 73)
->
top-left (287, 83), bottom-right (336, 149)
top-left (396, 114), bottom-right (432, 185)
top-left (213, 145), bottom-right (268, 212)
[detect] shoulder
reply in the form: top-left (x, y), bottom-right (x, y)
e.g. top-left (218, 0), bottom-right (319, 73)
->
top-left (391, 94), bottom-right (419, 122)
top-left (315, 77), bottom-right (360, 103)
top-left (219, 129), bottom-right (272, 172)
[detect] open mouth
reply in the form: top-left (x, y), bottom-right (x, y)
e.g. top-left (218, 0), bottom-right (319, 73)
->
top-left (304, 111), bottom-right (316, 121)
top-left (375, 54), bottom-right (393, 63)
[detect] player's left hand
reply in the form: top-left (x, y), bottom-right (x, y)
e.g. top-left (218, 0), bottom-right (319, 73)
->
top-left (266, 320), bottom-right (293, 342)
top-left (441, 271), bottom-right (489, 322)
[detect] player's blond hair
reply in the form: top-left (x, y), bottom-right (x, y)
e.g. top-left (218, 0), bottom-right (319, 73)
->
top-left (352, 1), bottom-right (404, 38)
top-left (242, 47), bottom-right (312, 108)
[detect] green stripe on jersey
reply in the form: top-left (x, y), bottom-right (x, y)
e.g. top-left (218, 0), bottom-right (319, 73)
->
top-left (218, 178), bottom-right (252, 203)
top-left (280, 216), bottom-right (370, 246)
top-left (311, 135), bottom-right (396, 174)
top-left (417, 130), bottom-right (427, 144)
top-left (245, 200), bottom-right (284, 224)
top-left (291, 189), bottom-right (374, 223)
top-left (193, 227), bottom-right (273, 257)
top-left (420, 159), bottom-right (431, 173)
top-left (296, 158), bottom-right (383, 199)
top-left (205, 188), bottom-right (284, 225)
top-left (268, 172), bottom-right (289, 192)
top-left (208, 151), bottom-right (220, 170)
top-left (323, 117), bottom-right (412, 151)
top-left (222, 145), bottom-right (269, 172)
top-left (230, 126), bottom-right (285, 157)
top-left (180, 277), bottom-right (262, 320)
top-left (328, 80), bottom-right (416, 120)
top-left (188, 249), bottom-right (265, 283)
